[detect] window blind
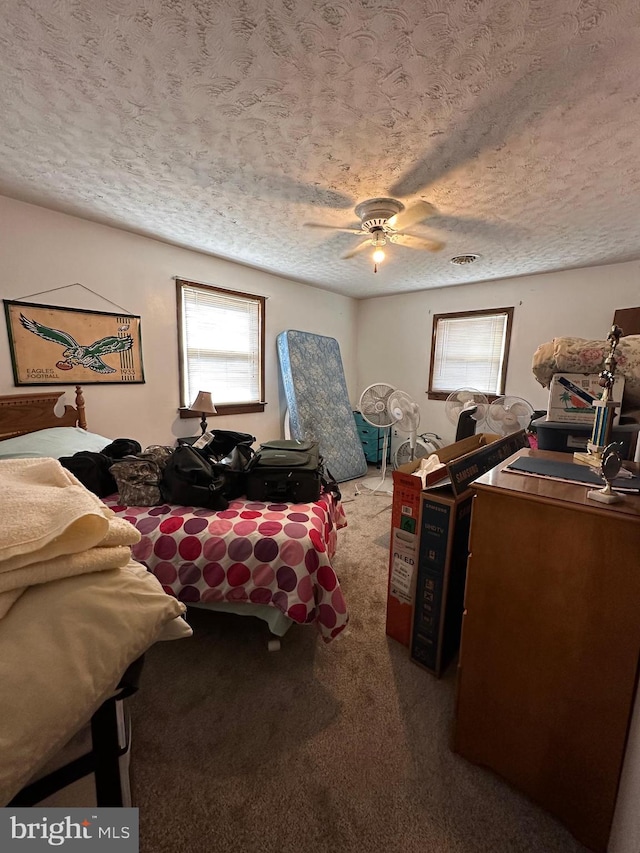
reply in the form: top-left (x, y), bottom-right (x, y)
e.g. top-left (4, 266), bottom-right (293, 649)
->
top-left (431, 312), bottom-right (509, 395)
top-left (181, 285), bottom-right (261, 406)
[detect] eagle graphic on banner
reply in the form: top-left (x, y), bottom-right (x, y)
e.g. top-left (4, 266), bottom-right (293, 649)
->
top-left (20, 313), bottom-right (134, 374)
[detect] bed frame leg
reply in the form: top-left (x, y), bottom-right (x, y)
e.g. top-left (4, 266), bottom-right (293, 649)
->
top-left (267, 637), bottom-right (281, 652)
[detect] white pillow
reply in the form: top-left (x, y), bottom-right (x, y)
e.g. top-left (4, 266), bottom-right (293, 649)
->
top-left (0, 427), bottom-right (112, 460)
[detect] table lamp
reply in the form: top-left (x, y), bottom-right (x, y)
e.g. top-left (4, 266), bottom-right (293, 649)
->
top-left (189, 390), bottom-right (217, 434)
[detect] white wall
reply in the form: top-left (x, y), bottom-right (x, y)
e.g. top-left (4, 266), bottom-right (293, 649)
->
top-left (356, 262), bottom-right (640, 447)
top-left (0, 195), bottom-right (358, 446)
top-left (3, 193), bottom-right (638, 454)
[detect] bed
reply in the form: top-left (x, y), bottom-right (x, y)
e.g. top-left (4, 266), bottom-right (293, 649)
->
top-left (103, 490), bottom-right (347, 644)
top-left (0, 386), bottom-right (350, 647)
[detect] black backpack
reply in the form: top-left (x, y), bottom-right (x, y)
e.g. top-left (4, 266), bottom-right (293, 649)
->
top-left (160, 445), bottom-right (229, 510)
top-left (102, 438), bottom-right (143, 460)
top-left (59, 451), bottom-right (118, 498)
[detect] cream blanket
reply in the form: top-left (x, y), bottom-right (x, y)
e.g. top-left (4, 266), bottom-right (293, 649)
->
top-left (0, 458), bottom-right (192, 805)
top-left (0, 457), bottom-right (112, 564)
top-left (0, 558), bottom-right (190, 806)
top-left (0, 458), bottom-right (141, 616)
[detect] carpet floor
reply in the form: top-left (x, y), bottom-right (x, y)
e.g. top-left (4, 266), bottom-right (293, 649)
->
top-left (130, 479), bottom-right (588, 853)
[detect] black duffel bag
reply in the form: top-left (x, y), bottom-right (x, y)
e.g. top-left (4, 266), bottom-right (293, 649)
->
top-left (198, 429), bottom-right (255, 461)
top-left (211, 444), bottom-right (255, 499)
top-left (160, 445), bottom-right (229, 510)
top-left (59, 450), bottom-right (118, 498)
top-left (102, 438), bottom-right (143, 460)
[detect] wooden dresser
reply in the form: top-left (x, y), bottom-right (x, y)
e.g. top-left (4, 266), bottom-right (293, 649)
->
top-left (454, 449), bottom-right (640, 852)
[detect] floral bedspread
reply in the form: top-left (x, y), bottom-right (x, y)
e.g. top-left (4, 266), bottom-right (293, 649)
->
top-left (532, 334), bottom-right (640, 412)
top-left (103, 492), bottom-right (348, 642)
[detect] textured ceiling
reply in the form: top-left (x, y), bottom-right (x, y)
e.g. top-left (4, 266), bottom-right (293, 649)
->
top-left (1, 0), bottom-right (639, 299)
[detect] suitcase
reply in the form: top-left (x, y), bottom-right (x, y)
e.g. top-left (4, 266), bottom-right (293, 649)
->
top-left (245, 439), bottom-right (324, 503)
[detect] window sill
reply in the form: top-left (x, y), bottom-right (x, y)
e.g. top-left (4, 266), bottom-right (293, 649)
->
top-left (179, 402), bottom-right (266, 418)
top-left (427, 391), bottom-right (502, 402)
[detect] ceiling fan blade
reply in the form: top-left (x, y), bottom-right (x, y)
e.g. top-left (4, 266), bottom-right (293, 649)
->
top-left (387, 200), bottom-right (437, 231)
top-left (304, 222), bottom-right (363, 235)
top-left (341, 239), bottom-right (373, 260)
top-left (391, 233), bottom-right (444, 252)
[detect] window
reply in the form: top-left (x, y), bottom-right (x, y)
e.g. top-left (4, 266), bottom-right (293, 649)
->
top-left (428, 307), bottom-right (513, 400)
top-left (177, 279), bottom-right (265, 415)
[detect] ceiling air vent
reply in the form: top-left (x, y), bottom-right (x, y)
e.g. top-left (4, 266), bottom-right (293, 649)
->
top-left (450, 254), bottom-right (480, 265)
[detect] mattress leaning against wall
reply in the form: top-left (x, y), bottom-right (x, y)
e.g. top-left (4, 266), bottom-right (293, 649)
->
top-left (277, 330), bottom-right (368, 483)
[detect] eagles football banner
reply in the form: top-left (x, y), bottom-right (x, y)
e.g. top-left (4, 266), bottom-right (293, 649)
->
top-left (4, 300), bottom-right (145, 385)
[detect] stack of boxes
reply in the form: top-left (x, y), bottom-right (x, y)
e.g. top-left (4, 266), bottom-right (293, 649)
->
top-left (534, 373), bottom-right (639, 459)
top-left (386, 431), bottom-right (528, 676)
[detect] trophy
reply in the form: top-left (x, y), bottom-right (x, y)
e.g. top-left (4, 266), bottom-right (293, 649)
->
top-left (574, 325), bottom-right (623, 468)
top-left (587, 442), bottom-right (624, 504)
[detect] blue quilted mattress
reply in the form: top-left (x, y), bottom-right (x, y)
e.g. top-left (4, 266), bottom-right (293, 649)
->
top-left (277, 330), bottom-right (368, 483)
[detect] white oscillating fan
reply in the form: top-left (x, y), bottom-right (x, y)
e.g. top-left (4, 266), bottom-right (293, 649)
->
top-left (388, 390), bottom-right (421, 460)
top-left (444, 388), bottom-right (489, 442)
top-left (486, 396), bottom-right (535, 435)
top-left (357, 382), bottom-right (396, 493)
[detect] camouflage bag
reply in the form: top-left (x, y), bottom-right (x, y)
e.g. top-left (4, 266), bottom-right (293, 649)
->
top-left (110, 445), bottom-right (174, 506)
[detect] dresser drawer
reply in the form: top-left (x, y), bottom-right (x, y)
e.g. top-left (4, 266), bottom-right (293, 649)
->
top-left (353, 411), bottom-right (391, 465)
top-left (357, 424), bottom-right (378, 439)
top-left (363, 446), bottom-right (381, 463)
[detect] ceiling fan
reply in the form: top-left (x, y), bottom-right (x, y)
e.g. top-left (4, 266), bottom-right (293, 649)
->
top-left (304, 197), bottom-right (444, 272)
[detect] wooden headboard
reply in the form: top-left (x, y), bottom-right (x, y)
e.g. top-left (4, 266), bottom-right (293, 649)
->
top-left (0, 386), bottom-right (87, 440)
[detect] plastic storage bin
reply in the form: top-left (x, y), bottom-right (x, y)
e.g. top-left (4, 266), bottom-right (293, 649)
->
top-left (353, 410), bottom-right (391, 466)
top-left (531, 417), bottom-right (640, 460)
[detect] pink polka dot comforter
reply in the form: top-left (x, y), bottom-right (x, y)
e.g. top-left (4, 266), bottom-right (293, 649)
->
top-left (102, 492), bottom-right (349, 642)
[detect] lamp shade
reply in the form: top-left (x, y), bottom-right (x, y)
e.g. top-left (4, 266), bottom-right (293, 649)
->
top-left (189, 391), bottom-right (217, 415)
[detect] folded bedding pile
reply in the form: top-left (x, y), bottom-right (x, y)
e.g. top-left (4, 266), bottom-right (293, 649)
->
top-left (0, 457), bottom-right (191, 805)
top-left (0, 457), bottom-right (139, 617)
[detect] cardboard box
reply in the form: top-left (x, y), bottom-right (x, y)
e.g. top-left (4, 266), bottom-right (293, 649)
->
top-left (410, 490), bottom-right (473, 677)
top-left (385, 433), bottom-right (486, 648)
top-left (385, 430), bottom-right (528, 648)
top-left (547, 373), bottom-right (625, 425)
